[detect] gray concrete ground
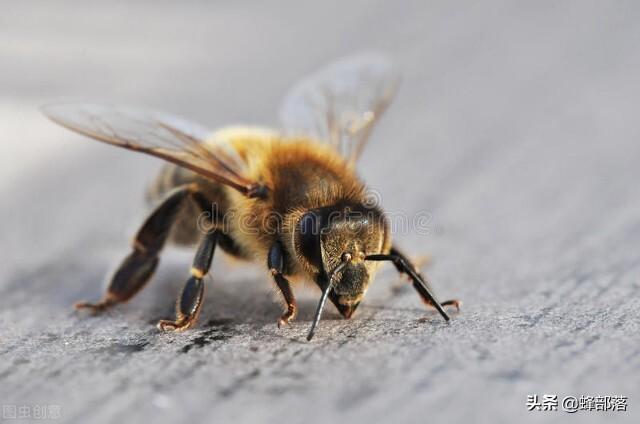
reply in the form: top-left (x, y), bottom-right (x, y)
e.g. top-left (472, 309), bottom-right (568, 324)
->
top-left (1, 1), bottom-right (639, 423)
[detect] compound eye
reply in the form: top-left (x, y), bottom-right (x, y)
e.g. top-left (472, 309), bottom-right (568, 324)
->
top-left (299, 211), bottom-right (322, 268)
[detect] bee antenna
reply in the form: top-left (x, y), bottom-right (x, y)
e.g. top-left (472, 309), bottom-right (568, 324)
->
top-left (306, 257), bottom-right (350, 341)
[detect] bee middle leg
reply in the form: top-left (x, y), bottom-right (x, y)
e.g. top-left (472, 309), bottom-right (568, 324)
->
top-left (157, 230), bottom-right (219, 331)
top-left (75, 185), bottom-right (203, 312)
top-left (267, 242), bottom-right (297, 327)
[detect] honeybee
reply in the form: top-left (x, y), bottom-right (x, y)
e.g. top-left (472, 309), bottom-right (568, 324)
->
top-left (43, 53), bottom-right (459, 340)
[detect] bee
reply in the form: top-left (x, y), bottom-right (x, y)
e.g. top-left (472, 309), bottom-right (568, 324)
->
top-left (43, 53), bottom-right (459, 340)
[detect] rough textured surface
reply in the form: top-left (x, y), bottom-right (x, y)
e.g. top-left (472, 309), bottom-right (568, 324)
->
top-left (1, 2), bottom-right (639, 423)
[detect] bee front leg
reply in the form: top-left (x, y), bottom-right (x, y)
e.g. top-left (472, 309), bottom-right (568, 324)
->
top-left (267, 242), bottom-right (297, 327)
top-left (158, 231), bottom-right (218, 332)
top-left (75, 185), bottom-right (193, 313)
top-left (366, 247), bottom-right (460, 321)
top-left (388, 247), bottom-right (461, 312)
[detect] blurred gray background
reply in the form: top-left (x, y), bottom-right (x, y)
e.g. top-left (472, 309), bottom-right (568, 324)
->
top-left (1, 1), bottom-right (639, 423)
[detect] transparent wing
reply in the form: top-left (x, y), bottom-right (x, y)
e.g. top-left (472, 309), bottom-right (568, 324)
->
top-left (279, 52), bottom-right (400, 165)
top-left (42, 102), bottom-right (264, 196)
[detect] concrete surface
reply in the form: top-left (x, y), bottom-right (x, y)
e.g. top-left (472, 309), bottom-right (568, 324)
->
top-left (1, 1), bottom-right (639, 423)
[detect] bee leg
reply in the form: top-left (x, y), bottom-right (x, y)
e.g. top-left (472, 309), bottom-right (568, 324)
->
top-left (367, 247), bottom-right (460, 321)
top-left (75, 185), bottom-right (194, 312)
top-left (390, 247), bottom-right (461, 313)
top-left (391, 247), bottom-right (462, 311)
top-left (267, 242), bottom-right (297, 327)
top-left (158, 231), bottom-right (218, 331)
top-left (390, 247), bottom-right (461, 311)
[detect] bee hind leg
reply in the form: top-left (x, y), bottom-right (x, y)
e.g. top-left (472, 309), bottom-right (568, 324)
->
top-left (75, 185), bottom-right (195, 313)
top-left (158, 231), bottom-right (218, 331)
top-left (267, 242), bottom-right (297, 327)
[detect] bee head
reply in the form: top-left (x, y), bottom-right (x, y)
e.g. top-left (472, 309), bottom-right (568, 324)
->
top-left (296, 202), bottom-right (388, 319)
